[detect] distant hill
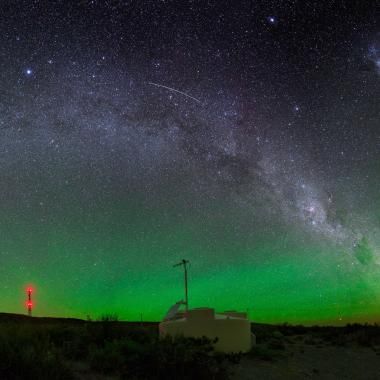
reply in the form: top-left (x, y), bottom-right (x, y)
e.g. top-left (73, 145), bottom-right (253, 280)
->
top-left (0, 312), bottom-right (159, 327)
top-left (0, 312), bottom-right (85, 324)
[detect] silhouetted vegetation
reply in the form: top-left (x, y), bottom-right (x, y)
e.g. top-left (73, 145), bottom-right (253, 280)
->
top-left (252, 322), bottom-right (380, 347)
top-left (1, 314), bottom-right (380, 379)
top-left (89, 335), bottom-right (239, 379)
top-left (0, 324), bottom-right (74, 380)
top-left (248, 322), bottom-right (380, 363)
top-left (0, 315), bottom-right (239, 379)
top-left (248, 345), bottom-right (283, 361)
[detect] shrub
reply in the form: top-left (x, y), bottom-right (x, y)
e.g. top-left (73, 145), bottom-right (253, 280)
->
top-left (88, 335), bottom-right (238, 380)
top-left (248, 345), bottom-right (280, 361)
top-left (0, 325), bottom-right (74, 380)
top-left (267, 338), bottom-right (286, 350)
top-left (88, 341), bottom-right (125, 374)
top-left (98, 313), bottom-right (119, 322)
top-left (0, 320), bottom-right (240, 379)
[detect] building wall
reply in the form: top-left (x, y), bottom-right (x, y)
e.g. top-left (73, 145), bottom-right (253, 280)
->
top-left (159, 316), bottom-right (252, 353)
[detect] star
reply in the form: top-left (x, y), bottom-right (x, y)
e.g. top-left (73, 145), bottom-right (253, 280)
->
top-left (0, 0), bottom-right (378, 325)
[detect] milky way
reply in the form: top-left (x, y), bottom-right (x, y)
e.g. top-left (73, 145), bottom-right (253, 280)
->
top-left (0, 1), bottom-right (379, 324)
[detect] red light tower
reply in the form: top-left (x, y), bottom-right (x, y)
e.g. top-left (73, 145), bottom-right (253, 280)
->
top-left (26, 287), bottom-right (33, 317)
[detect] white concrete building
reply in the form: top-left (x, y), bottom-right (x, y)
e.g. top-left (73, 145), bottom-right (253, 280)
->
top-left (159, 305), bottom-right (255, 353)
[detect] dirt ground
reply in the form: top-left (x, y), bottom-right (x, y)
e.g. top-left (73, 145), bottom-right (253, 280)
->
top-left (233, 336), bottom-right (380, 380)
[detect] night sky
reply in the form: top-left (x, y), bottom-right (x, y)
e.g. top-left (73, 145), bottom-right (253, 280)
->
top-left (0, 1), bottom-right (379, 324)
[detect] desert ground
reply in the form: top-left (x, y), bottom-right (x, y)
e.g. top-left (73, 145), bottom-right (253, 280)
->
top-left (234, 326), bottom-right (380, 380)
top-left (1, 313), bottom-right (379, 379)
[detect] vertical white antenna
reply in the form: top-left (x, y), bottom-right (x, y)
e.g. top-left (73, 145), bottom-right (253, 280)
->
top-left (173, 259), bottom-right (190, 312)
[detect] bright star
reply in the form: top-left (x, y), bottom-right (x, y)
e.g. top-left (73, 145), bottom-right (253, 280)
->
top-left (268, 16), bottom-right (276, 24)
top-left (25, 68), bottom-right (32, 75)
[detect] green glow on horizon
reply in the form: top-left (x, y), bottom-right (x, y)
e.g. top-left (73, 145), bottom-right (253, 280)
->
top-left (1, 164), bottom-right (379, 326)
top-left (2, 210), bottom-right (379, 325)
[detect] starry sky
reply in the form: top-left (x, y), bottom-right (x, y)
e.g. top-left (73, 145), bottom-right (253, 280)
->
top-left (0, 1), bottom-right (379, 324)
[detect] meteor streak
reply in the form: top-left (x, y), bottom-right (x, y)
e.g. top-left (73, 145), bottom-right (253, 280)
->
top-left (148, 82), bottom-right (202, 104)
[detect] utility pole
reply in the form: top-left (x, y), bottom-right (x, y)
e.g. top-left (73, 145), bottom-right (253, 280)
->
top-left (173, 259), bottom-right (190, 312)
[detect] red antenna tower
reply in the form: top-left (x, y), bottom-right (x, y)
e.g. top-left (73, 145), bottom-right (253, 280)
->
top-left (26, 287), bottom-right (33, 317)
